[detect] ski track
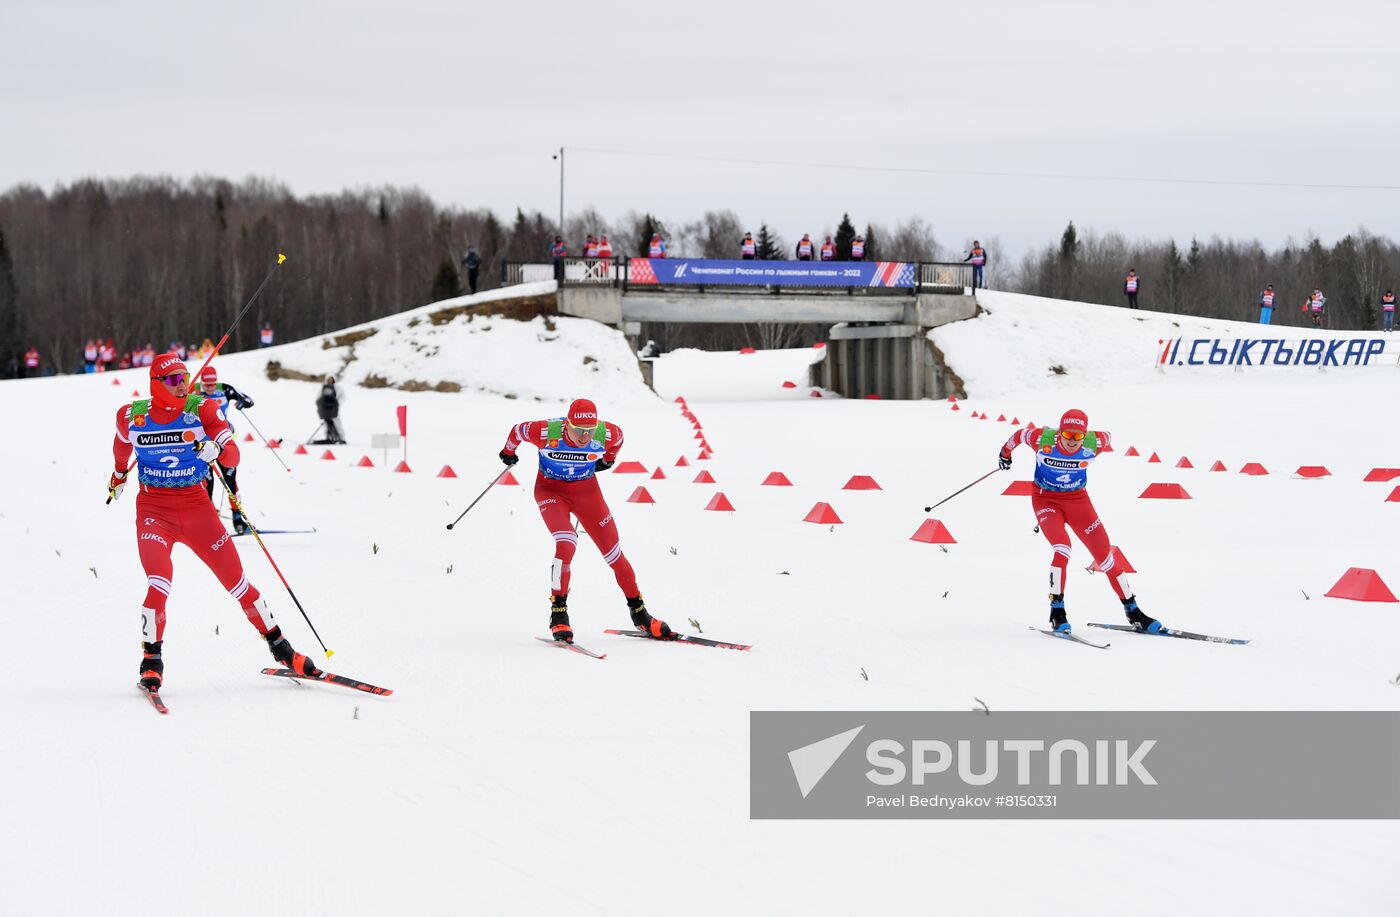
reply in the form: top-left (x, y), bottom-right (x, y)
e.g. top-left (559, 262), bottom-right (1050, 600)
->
top-left (2, 288), bottom-right (1398, 915)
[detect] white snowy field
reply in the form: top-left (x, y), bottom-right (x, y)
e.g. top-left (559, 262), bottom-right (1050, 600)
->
top-left (2, 287), bottom-right (1399, 916)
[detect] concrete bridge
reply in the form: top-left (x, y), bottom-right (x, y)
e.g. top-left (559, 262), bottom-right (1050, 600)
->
top-left (504, 258), bottom-right (980, 399)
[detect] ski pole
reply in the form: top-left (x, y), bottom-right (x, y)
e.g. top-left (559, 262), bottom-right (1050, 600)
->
top-left (211, 470), bottom-right (334, 658)
top-left (237, 407), bottom-right (291, 472)
top-left (445, 468), bottom-right (511, 530)
top-left (923, 467), bottom-right (1002, 513)
top-left (113, 253), bottom-right (288, 483)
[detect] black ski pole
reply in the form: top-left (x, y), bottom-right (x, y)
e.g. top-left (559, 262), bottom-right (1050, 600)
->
top-left (304, 422), bottom-right (323, 445)
top-left (211, 470), bottom-right (333, 658)
top-left (446, 468), bottom-right (511, 530)
top-left (237, 407), bottom-right (291, 473)
top-left (189, 253), bottom-right (287, 382)
top-left (923, 468), bottom-right (1002, 513)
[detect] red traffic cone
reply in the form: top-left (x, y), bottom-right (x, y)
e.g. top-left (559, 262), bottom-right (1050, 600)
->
top-left (781, 381), bottom-right (797, 388)
top-left (355, 456), bottom-right (374, 468)
top-left (909, 519), bottom-right (956, 544)
top-left (1147, 452), bottom-right (1162, 463)
top-left (650, 467), bottom-right (667, 480)
top-left (693, 470), bottom-right (716, 483)
top-left (762, 471), bottom-right (793, 486)
top-left (1324, 568), bottom-right (1398, 602)
top-left (500, 470), bottom-right (519, 485)
top-left (393, 460), bottom-right (412, 473)
top-left (1002, 480), bottom-right (1036, 496)
top-left (704, 492), bottom-right (735, 512)
top-left (1209, 460), bottom-right (1227, 472)
top-left (1139, 483), bottom-right (1191, 499)
top-left (437, 464), bottom-right (458, 478)
top-left (675, 455), bottom-right (690, 467)
top-left (320, 450), bottom-right (336, 461)
top-left (809, 390), bottom-right (823, 398)
top-left (1295, 466), bottom-right (1331, 479)
top-left (803, 502), bottom-right (842, 524)
top-left (1124, 446), bottom-right (1140, 457)
top-left (1239, 462), bottom-right (1269, 476)
top-left (1385, 486), bottom-right (1400, 503)
top-left (627, 486), bottom-right (655, 504)
top-left (843, 475), bottom-right (881, 491)
top-left (1364, 468), bottom-right (1400, 482)
top-left (1175, 456), bottom-right (1194, 469)
top-left (294, 444), bottom-right (308, 455)
top-left (739, 347), bottom-right (756, 354)
top-left (243, 433), bottom-right (255, 442)
top-left (612, 461), bottom-right (647, 473)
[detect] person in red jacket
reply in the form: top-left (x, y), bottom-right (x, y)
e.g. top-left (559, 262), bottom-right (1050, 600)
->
top-left (109, 353), bottom-right (319, 693)
top-left (819, 236), bottom-right (836, 261)
top-left (999, 408), bottom-right (1163, 635)
top-left (499, 398), bottom-right (674, 643)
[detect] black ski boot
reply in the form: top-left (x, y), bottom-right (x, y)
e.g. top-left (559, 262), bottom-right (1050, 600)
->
top-left (139, 641), bottom-right (164, 691)
top-left (265, 626), bottom-right (322, 676)
top-left (1049, 594), bottom-right (1069, 634)
top-left (549, 594), bottom-right (573, 643)
top-left (628, 595), bottom-right (675, 640)
top-left (1122, 597), bottom-right (1165, 634)
top-left (231, 511), bottom-right (249, 536)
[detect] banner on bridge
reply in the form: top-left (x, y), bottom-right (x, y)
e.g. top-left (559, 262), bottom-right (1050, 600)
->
top-left (628, 258), bottom-right (916, 288)
top-left (1157, 336), bottom-right (1391, 367)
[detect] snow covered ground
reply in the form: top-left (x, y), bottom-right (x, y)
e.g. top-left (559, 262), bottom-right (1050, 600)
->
top-left (3, 287), bottom-right (1399, 916)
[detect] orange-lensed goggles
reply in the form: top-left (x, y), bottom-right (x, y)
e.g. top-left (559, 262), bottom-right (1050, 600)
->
top-left (1059, 430), bottom-right (1086, 441)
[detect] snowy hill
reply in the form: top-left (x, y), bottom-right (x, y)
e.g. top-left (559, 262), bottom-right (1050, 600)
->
top-left (3, 287), bottom-right (1399, 916)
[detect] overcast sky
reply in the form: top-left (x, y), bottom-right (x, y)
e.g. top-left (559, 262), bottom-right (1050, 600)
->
top-left (4, 0), bottom-right (1398, 260)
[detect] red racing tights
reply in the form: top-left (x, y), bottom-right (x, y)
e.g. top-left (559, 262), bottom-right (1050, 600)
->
top-left (134, 485), bottom-right (275, 642)
top-left (533, 474), bottom-right (639, 599)
top-left (1031, 487), bottom-right (1133, 601)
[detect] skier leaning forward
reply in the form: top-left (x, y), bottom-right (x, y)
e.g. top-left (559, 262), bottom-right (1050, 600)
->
top-left (108, 353), bottom-right (320, 691)
top-left (499, 398), bottom-right (674, 643)
top-left (998, 408), bottom-right (1164, 635)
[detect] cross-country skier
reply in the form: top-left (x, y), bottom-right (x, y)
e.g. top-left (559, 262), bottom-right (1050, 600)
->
top-left (998, 409), bottom-right (1164, 635)
top-left (108, 353), bottom-right (319, 693)
top-left (499, 398), bottom-right (674, 644)
top-left (197, 365), bottom-right (255, 534)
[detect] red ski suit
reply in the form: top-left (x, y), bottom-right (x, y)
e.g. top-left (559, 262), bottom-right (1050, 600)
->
top-left (502, 419), bottom-right (639, 599)
top-left (1003, 425), bottom-right (1134, 602)
top-left (113, 399), bottom-right (275, 642)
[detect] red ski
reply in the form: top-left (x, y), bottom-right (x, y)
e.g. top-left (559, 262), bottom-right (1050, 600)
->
top-left (137, 684), bottom-right (169, 714)
top-left (260, 667), bottom-right (393, 696)
top-left (603, 629), bottom-right (752, 652)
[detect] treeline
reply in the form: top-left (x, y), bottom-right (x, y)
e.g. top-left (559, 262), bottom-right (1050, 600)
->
top-left (1010, 222), bottom-right (1400, 330)
top-left (2, 176), bottom-right (1394, 377)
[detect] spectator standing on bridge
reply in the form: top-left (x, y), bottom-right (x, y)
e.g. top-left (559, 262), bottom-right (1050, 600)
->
top-left (964, 241), bottom-right (987, 288)
top-left (461, 246), bottom-right (482, 295)
top-left (851, 235), bottom-right (866, 262)
top-left (740, 231), bottom-right (756, 260)
top-left (550, 235), bottom-right (569, 281)
top-left (584, 235), bottom-right (599, 258)
top-left (648, 233), bottom-right (666, 258)
top-left (1257, 285), bottom-right (1276, 324)
top-left (820, 236), bottom-right (836, 261)
top-left (795, 233), bottom-right (815, 261)
top-left (1382, 290), bottom-right (1395, 332)
top-left (23, 346), bottom-right (40, 377)
top-left (597, 235), bottom-right (613, 259)
top-left (1124, 269), bottom-right (1140, 309)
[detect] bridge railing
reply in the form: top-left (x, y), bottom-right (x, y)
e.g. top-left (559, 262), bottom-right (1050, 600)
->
top-left (501, 259), bottom-right (975, 294)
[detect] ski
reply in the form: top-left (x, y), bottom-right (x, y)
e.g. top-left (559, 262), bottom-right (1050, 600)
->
top-left (1087, 623), bottom-right (1250, 645)
top-left (535, 636), bottom-right (607, 659)
top-left (137, 684), bottom-right (169, 714)
top-left (260, 667), bottom-right (393, 696)
top-left (603, 628), bottom-right (753, 651)
top-left (1028, 625), bottom-right (1111, 649)
top-left (234, 528), bottom-right (317, 536)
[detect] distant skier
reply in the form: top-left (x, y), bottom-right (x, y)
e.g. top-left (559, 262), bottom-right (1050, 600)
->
top-left (198, 365), bottom-right (255, 534)
top-left (998, 409), bottom-right (1163, 635)
top-left (1308, 289), bottom-right (1326, 328)
top-left (108, 353), bottom-right (319, 694)
top-left (1380, 290), bottom-right (1394, 332)
top-left (499, 398), bottom-right (674, 644)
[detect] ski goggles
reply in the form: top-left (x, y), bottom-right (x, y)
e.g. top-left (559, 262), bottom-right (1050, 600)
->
top-left (1058, 430), bottom-right (1086, 442)
top-left (156, 373), bottom-right (188, 386)
top-left (566, 422), bottom-right (598, 441)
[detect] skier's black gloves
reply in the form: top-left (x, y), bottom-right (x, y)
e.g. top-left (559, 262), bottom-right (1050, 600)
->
top-left (236, 396), bottom-right (254, 409)
top-left (594, 458), bottom-right (614, 472)
top-left (499, 450), bottom-right (519, 467)
top-left (997, 449), bottom-right (1012, 471)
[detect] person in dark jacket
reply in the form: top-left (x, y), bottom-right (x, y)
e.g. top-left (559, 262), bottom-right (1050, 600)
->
top-left (313, 375), bottom-right (347, 444)
top-left (461, 246), bottom-right (482, 295)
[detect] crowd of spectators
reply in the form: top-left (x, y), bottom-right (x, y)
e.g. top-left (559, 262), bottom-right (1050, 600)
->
top-left (13, 320), bottom-right (278, 378)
